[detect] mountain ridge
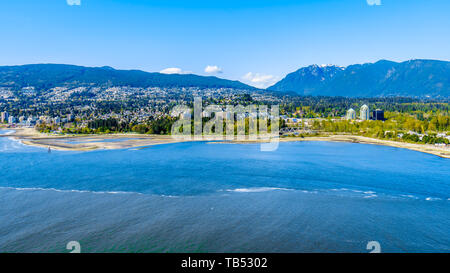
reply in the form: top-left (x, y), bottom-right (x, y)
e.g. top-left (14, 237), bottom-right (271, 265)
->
top-left (268, 59), bottom-right (450, 98)
top-left (0, 63), bottom-right (256, 91)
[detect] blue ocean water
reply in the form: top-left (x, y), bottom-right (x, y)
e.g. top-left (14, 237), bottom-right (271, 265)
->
top-left (0, 130), bottom-right (449, 252)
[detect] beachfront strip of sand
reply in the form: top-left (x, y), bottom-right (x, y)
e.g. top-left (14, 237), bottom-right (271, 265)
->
top-left (2, 127), bottom-right (450, 159)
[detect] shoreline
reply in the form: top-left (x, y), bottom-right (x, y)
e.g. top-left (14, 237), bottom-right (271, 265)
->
top-left (227, 135), bottom-right (450, 159)
top-left (280, 135), bottom-right (450, 159)
top-left (2, 127), bottom-right (450, 159)
top-left (2, 127), bottom-right (189, 151)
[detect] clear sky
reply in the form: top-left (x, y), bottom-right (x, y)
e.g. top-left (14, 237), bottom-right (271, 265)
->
top-left (1, 0), bottom-right (449, 88)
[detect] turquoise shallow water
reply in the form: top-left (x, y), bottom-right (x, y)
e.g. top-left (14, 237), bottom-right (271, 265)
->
top-left (0, 130), bottom-right (449, 252)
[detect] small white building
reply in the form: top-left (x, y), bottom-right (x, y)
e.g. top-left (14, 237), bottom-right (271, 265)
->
top-left (346, 108), bottom-right (356, 120)
top-left (53, 117), bottom-right (61, 124)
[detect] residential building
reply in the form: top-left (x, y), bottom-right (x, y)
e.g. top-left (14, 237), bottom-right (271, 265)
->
top-left (346, 108), bottom-right (356, 120)
top-left (360, 105), bottom-right (370, 120)
top-left (372, 109), bottom-right (385, 121)
top-left (1, 112), bottom-right (9, 123)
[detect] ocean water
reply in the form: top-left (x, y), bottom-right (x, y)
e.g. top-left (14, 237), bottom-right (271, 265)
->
top-left (0, 130), bottom-right (449, 253)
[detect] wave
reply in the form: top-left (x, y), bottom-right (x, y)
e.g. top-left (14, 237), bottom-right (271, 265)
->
top-left (1, 186), bottom-right (447, 202)
top-left (0, 135), bottom-right (33, 152)
top-left (224, 187), bottom-right (448, 202)
top-left (363, 194), bottom-right (378, 198)
top-left (0, 186), bottom-right (143, 196)
top-left (225, 187), bottom-right (293, 193)
top-left (330, 188), bottom-right (377, 196)
top-left (224, 187), bottom-right (380, 198)
top-left (400, 194), bottom-right (419, 199)
top-left (425, 197), bottom-right (442, 201)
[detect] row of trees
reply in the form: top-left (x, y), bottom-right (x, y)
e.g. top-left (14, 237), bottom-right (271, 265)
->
top-left (401, 133), bottom-right (449, 145)
top-left (36, 117), bottom-right (176, 135)
top-left (86, 117), bottom-right (175, 134)
top-left (280, 96), bottom-right (450, 119)
top-left (308, 111), bottom-right (449, 144)
top-left (36, 115), bottom-right (284, 136)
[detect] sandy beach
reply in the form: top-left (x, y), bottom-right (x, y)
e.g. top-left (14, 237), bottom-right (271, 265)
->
top-left (2, 127), bottom-right (449, 158)
top-left (2, 127), bottom-right (186, 151)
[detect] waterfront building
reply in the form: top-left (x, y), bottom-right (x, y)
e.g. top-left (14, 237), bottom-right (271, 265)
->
top-left (346, 108), bottom-right (356, 120)
top-left (360, 104), bottom-right (370, 120)
top-left (1, 112), bottom-right (9, 123)
top-left (8, 116), bottom-right (15, 124)
top-left (53, 116), bottom-right (61, 124)
top-left (372, 109), bottom-right (385, 121)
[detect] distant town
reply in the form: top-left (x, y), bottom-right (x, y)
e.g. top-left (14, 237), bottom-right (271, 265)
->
top-left (1, 85), bottom-right (449, 147)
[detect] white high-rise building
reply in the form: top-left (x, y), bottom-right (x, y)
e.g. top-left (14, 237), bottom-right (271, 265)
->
top-left (1, 112), bottom-right (9, 123)
top-left (360, 104), bottom-right (370, 120)
top-left (53, 116), bottom-right (61, 124)
top-left (346, 108), bottom-right (356, 120)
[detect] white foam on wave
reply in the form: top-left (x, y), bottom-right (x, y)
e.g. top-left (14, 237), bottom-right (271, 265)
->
top-left (225, 187), bottom-right (293, 193)
top-left (0, 186), bottom-right (143, 196)
top-left (0, 134), bottom-right (31, 152)
top-left (363, 194), bottom-right (378, 198)
top-left (400, 194), bottom-right (419, 199)
top-left (331, 188), bottom-right (366, 193)
top-left (0, 142), bottom-right (23, 152)
top-left (425, 197), bottom-right (442, 201)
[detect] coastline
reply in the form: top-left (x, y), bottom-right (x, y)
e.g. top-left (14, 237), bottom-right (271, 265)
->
top-left (2, 127), bottom-right (450, 158)
top-left (227, 135), bottom-right (450, 159)
top-left (2, 127), bottom-right (188, 151)
top-left (279, 135), bottom-right (450, 159)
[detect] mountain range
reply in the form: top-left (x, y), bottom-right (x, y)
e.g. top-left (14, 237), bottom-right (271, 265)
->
top-left (268, 59), bottom-right (450, 98)
top-left (1, 60), bottom-right (449, 98)
top-left (0, 64), bottom-right (255, 91)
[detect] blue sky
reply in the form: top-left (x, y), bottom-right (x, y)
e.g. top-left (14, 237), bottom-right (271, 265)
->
top-left (0, 0), bottom-right (449, 88)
